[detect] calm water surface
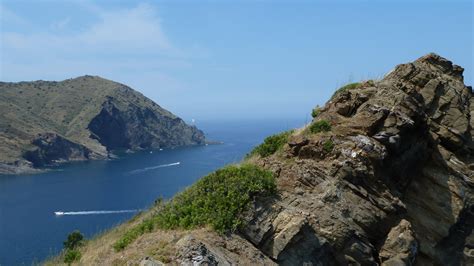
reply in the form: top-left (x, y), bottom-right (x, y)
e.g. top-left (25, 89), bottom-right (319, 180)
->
top-left (0, 119), bottom-right (304, 265)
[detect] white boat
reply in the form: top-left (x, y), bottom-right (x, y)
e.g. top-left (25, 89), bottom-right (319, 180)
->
top-left (54, 211), bottom-right (64, 216)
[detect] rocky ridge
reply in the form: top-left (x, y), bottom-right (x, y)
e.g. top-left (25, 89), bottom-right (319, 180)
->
top-left (0, 76), bottom-right (205, 174)
top-left (242, 53), bottom-right (473, 265)
top-left (56, 54), bottom-right (473, 265)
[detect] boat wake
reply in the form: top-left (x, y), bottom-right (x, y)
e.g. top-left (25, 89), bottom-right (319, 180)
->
top-left (54, 210), bottom-right (139, 216)
top-left (128, 162), bottom-right (181, 175)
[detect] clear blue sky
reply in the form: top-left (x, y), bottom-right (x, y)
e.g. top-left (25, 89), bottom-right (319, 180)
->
top-left (1, 0), bottom-right (472, 121)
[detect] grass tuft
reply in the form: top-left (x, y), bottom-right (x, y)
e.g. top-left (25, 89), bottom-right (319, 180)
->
top-left (323, 139), bottom-right (334, 153)
top-left (113, 219), bottom-right (154, 251)
top-left (249, 130), bottom-right (293, 158)
top-left (331, 82), bottom-right (361, 100)
top-left (64, 249), bottom-right (81, 264)
top-left (311, 106), bottom-right (322, 118)
top-left (309, 120), bottom-right (332, 134)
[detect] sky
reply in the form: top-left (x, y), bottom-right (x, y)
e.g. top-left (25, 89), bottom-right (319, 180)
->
top-left (1, 0), bottom-right (472, 121)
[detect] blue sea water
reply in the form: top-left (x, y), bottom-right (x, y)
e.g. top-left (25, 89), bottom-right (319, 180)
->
top-left (0, 119), bottom-right (304, 265)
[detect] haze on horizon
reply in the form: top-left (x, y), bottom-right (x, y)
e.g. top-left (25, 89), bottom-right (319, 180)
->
top-left (1, 0), bottom-right (472, 121)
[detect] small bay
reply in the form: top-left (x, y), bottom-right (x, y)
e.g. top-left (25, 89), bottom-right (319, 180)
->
top-left (0, 119), bottom-right (303, 265)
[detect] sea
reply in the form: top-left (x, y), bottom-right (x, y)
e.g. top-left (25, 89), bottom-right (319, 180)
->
top-left (0, 118), bottom-right (304, 265)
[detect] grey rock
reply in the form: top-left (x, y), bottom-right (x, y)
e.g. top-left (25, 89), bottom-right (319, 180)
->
top-left (139, 257), bottom-right (165, 266)
top-left (176, 235), bottom-right (229, 265)
top-left (379, 219), bottom-right (418, 265)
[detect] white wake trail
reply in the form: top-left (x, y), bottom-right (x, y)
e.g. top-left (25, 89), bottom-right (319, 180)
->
top-left (54, 210), bottom-right (139, 216)
top-left (128, 162), bottom-right (181, 174)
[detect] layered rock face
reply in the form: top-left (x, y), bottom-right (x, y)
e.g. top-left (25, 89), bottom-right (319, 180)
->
top-left (23, 133), bottom-right (93, 167)
top-left (238, 53), bottom-right (473, 265)
top-left (0, 76), bottom-right (205, 173)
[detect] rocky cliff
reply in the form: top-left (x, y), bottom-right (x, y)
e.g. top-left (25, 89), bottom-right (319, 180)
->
top-left (241, 53), bottom-right (473, 265)
top-left (50, 54), bottom-right (473, 266)
top-left (0, 76), bottom-right (205, 174)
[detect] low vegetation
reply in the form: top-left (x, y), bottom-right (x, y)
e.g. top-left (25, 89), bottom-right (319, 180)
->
top-left (114, 164), bottom-right (276, 251)
top-left (63, 230), bottom-right (84, 264)
top-left (309, 120), bottom-right (332, 134)
top-left (113, 219), bottom-right (154, 251)
top-left (64, 250), bottom-right (81, 265)
top-left (323, 139), bottom-right (335, 153)
top-left (311, 105), bottom-right (322, 118)
top-left (331, 82), bottom-right (361, 100)
top-left (63, 230), bottom-right (84, 250)
top-left (249, 130), bottom-right (294, 158)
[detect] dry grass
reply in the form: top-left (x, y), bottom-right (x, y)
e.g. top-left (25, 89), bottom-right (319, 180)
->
top-left (43, 208), bottom-right (172, 265)
top-left (48, 226), bottom-right (274, 265)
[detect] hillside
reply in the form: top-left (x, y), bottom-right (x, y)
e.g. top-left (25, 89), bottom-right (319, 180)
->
top-left (48, 54), bottom-right (473, 265)
top-left (0, 76), bottom-right (205, 174)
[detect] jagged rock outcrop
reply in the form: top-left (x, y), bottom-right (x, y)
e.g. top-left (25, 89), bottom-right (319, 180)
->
top-left (71, 54), bottom-right (472, 266)
top-left (23, 133), bottom-right (96, 167)
top-left (0, 76), bottom-right (205, 174)
top-left (237, 53), bottom-right (473, 265)
top-left (379, 219), bottom-right (417, 265)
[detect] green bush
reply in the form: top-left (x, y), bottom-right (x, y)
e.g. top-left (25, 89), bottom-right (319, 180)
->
top-left (64, 249), bottom-right (81, 264)
top-left (114, 164), bottom-right (276, 251)
top-left (309, 120), bottom-right (332, 134)
top-left (331, 82), bottom-right (361, 100)
top-left (63, 230), bottom-right (84, 250)
top-left (62, 230), bottom-right (84, 264)
top-left (323, 140), bottom-right (334, 153)
top-left (249, 130), bottom-right (293, 158)
top-left (155, 164), bottom-right (276, 232)
top-left (311, 106), bottom-right (321, 118)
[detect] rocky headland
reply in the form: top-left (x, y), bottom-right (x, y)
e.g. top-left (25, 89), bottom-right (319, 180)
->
top-left (0, 76), bottom-right (205, 174)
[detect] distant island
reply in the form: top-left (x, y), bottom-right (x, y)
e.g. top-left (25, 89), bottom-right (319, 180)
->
top-left (0, 76), bottom-right (205, 174)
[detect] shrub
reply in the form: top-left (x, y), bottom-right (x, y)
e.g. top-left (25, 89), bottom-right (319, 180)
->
top-left (64, 249), bottom-right (81, 264)
top-left (309, 120), bottom-right (332, 134)
top-left (331, 82), bottom-right (361, 100)
top-left (249, 130), bottom-right (293, 158)
top-left (63, 230), bottom-right (84, 250)
top-left (311, 106), bottom-right (321, 118)
top-left (323, 140), bottom-right (334, 153)
top-left (114, 164), bottom-right (276, 251)
top-left (155, 164), bottom-right (276, 232)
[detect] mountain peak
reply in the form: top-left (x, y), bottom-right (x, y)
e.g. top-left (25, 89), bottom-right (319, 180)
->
top-left (408, 53), bottom-right (465, 80)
